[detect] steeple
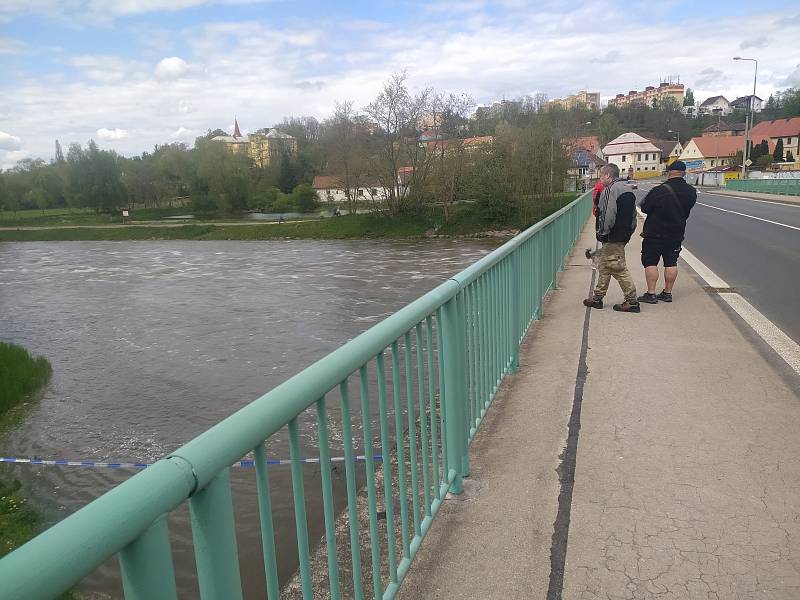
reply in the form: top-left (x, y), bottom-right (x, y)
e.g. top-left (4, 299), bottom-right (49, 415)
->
top-left (233, 117), bottom-right (242, 138)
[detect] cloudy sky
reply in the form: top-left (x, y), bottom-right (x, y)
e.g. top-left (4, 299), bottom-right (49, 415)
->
top-left (1, 0), bottom-right (799, 169)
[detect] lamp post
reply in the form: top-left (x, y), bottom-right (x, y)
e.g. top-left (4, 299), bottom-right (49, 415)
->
top-left (733, 56), bottom-right (758, 179)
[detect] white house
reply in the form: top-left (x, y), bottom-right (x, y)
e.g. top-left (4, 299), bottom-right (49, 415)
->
top-left (730, 95), bottom-right (763, 113)
top-left (698, 95), bottom-right (732, 116)
top-left (601, 132), bottom-right (662, 179)
top-left (312, 175), bottom-right (394, 203)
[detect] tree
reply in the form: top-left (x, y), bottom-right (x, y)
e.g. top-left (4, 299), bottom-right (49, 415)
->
top-left (320, 101), bottom-right (371, 216)
top-left (683, 88), bottom-right (695, 107)
top-left (755, 154), bottom-right (773, 169)
top-left (426, 91), bottom-right (475, 221)
top-left (194, 139), bottom-right (250, 212)
top-left (291, 183), bottom-right (319, 212)
top-left (276, 149), bottom-right (300, 193)
top-left (363, 71), bottom-right (433, 216)
top-left (773, 138), bottom-right (784, 162)
top-left (597, 112), bottom-right (623, 145)
top-left (54, 140), bottom-right (65, 163)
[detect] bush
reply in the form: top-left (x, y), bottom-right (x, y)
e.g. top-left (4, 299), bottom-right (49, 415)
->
top-left (291, 183), bottom-right (320, 212)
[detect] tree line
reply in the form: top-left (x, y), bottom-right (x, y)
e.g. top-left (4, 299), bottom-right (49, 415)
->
top-left (3, 74), bottom-right (797, 223)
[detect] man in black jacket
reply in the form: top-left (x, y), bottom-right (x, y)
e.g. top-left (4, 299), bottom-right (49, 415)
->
top-left (637, 161), bottom-right (697, 304)
top-left (583, 163), bottom-right (640, 313)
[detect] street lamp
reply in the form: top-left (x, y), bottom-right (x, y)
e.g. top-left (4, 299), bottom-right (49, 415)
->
top-left (733, 56), bottom-right (758, 179)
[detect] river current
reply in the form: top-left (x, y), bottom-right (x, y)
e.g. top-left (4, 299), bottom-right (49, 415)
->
top-left (0, 239), bottom-right (499, 598)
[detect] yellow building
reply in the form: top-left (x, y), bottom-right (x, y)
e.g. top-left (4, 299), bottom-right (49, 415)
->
top-left (609, 82), bottom-right (685, 108)
top-left (546, 90), bottom-right (600, 111)
top-left (211, 118), bottom-right (297, 167)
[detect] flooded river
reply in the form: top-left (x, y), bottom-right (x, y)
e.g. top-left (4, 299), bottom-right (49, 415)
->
top-left (0, 238), bottom-right (499, 598)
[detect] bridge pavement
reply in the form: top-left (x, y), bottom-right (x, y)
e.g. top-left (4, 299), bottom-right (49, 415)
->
top-left (397, 219), bottom-right (800, 599)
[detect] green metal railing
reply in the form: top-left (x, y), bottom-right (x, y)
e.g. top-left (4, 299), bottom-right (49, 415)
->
top-left (727, 178), bottom-right (800, 195)
top-left (0, 192), bottom-right (592, 600)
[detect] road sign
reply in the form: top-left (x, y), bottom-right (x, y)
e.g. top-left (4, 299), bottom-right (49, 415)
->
top-left (745, 159), bottom-right (753, 167)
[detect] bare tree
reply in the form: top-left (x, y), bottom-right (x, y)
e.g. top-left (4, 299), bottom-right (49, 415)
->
top-left (363, 72), bottom-right (432, 216)
top-left (320, 101), bottom-right (371, 216)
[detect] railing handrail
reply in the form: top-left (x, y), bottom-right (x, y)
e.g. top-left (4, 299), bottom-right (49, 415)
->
top-left (0, 191), bottom-right (593, 600)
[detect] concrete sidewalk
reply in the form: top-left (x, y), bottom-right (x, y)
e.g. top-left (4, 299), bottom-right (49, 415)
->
top-left (398, 220), bottom-right (800, 599)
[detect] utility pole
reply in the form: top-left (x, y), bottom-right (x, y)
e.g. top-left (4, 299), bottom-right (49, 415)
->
top-left (734, 56), bottom-right (758, 179)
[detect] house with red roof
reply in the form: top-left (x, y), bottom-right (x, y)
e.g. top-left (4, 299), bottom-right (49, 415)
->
top-left (749, 117), bottom-right (800, 163)
top-left (678, 135), bottom-right (767, 171)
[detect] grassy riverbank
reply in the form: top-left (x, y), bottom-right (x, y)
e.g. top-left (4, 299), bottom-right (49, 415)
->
top-left (0, 195), bottom-right (578, 242)
top-left (0, 342), bottom-right (51, 559)
top-left (0, 342), bottom-right (62, 594)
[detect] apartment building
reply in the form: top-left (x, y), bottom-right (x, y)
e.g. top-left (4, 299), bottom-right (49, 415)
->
top-left (608, 82), bottom-right (685, 108)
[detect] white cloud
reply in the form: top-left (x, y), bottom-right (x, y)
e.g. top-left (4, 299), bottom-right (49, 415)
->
top-left (169, 126), bottom-right (193, 140)
top-left (97, 128), bottom-right (129, 140)
top-left (1, 149), bottom-right (28, 171)
top-left (3, 5), bottom-right (799, 165)
top-left (155, 56), bottom-right (189, 81)
top-left (70, 55), bottom-right (147, 83)
top-left (0, 131), bottom-right (22, 150)
top-left (740, 35), bottom-right (768, 50)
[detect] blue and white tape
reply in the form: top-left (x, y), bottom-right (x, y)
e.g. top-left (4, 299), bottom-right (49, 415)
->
top-left (1, 454), bottom-right (384, 470)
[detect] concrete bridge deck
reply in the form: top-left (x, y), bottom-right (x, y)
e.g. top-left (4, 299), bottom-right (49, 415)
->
top-left (397, 221), bottom-right (800, 599)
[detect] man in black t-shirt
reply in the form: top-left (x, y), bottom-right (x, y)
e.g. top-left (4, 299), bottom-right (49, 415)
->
top-left (637, 161), bottom-right (697, 304)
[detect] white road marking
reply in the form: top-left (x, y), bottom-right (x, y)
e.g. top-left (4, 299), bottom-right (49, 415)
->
top-left (696, 202), bottom-right (800, 231)
top-left (679, 247), bottom-right (729, 288)
top-left (701, 192), bottom-right (800, 207)
top-left (681, 245), bottom-right (800, 376)
top-left (716, 294), bottom-right (800, 375)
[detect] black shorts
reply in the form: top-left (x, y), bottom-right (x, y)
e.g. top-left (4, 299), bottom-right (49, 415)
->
top-left (641, 238), bottom-right (682, 268)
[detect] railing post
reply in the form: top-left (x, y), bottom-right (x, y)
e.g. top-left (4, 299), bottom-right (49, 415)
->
top-left (509, 251), bottom-right (520, 373)
top-left (441, 292), bottom-right (468, 494)
top-left (119, 514), bottom-right (178, 600)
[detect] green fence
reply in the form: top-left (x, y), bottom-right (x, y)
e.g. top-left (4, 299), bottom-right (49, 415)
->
top-left (0, 192), bottom-right (592, 600)
top-left (727, 178), bottom-right (800, 196)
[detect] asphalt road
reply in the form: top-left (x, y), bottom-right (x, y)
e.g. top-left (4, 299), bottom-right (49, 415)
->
top-left (635, 181), bottom-right (800, 344)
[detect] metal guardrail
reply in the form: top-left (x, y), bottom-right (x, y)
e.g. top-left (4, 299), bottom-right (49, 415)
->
top-left (0, 192), bottom-right (592, 600)
top-left (727, 178), bottom-right (800, 196)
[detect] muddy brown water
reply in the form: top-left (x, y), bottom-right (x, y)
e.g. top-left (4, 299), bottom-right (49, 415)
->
top-left (0, 238), bottom-right (500, 599)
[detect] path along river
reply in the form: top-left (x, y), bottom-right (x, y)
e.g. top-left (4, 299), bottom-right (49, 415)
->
top-left (0, 238), bottom-right (499, 599)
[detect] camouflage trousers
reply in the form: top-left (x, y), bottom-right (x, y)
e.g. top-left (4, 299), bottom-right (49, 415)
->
top-left (593, 242), bottom-right (637, 303)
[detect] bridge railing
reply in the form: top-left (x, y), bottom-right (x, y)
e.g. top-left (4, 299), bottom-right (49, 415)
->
top-left (727, 178), bottom-right (800, 195)
top-left (0, 192), bottom-right (592, 600)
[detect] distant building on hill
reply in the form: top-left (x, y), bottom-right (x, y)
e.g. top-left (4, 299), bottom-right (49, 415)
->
top-left (698, 96), bottom-right (732, 116)
top-left (211, 118), bottom-right (297, 167)
top-left (608, 81), bottom-right (684, 108)
top-left (545, 90), bottom-right (601, 112)
top-left (730, 95), bottom-right (763, 113)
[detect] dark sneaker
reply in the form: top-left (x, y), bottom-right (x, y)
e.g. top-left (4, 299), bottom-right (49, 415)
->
top-left (638, 292), bottom-right (658, 304)
top-left (582, 297), bottom-right (603, 309)
top-left (584, 248), bottom-right (594, 259)
top-left (656, 290), bottom-right (673, 302)
top-left (613, 301), bottom-right (641, 313)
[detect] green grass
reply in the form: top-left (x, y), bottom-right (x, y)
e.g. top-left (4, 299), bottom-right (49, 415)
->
top-left (0, 478), bottom-right (39, 559)
top-left (0, 343), bottom-right (76, 595)
top-left (0, 195), bottom-right (580, 242)
top-left (0, 342), bottom-right (52, 418)
top-left (0, 206), bottom-right (198, 227)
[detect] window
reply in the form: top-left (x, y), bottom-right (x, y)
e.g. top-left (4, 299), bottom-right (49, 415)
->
top-left (621, 155), bottom-right (626, 162)
top-left (638, 154), bottom-right (642, 161)
top-left (636, 166), bottom-right (640, 171)
top-left (358, 189), bottom-right (365, 197)
top-left (711, 160), bottom-right (715, 167)
top-left (371, 188), bottom-right (378, 196)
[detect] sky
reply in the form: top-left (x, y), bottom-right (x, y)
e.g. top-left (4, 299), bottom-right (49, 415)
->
top-left (1, 0), bottom-right (799, 169)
